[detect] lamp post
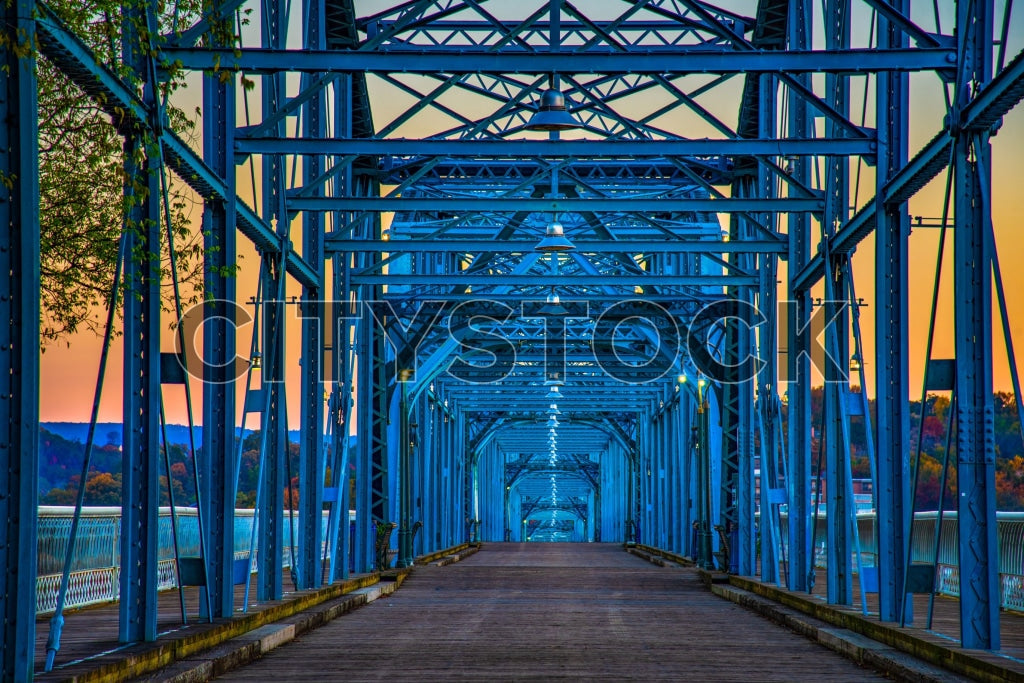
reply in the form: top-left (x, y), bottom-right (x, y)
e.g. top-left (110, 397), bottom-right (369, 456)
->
top-left (696, 377), bottom-right (714, 569)
top-left (397, 368), bottom-right (414, 568)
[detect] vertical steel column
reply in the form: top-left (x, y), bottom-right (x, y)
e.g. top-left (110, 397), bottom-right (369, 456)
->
top-left (356, 291), bottom-right (389, 568)
top-left (679, 402), bottom-right (694, 556)
top-left (119, 1), bottom-right (161, 642)
top-left (397, 375), bottom-right (413, 567)
top-left (0, 1), bottom-right (40, 676)
top-left (756, 70), bottom-right (778, 580)
top-left (460, 415), bottom-right (472, 542)
top-left (785, 0), bottom-right (813, 592)
top-left (259, 0), bottom-right (287, 601)
top-left (722, 191), bottom-right (757, 575)
top-left (823, 0), bottom-right (852, 606)
top-left (667, 404), bottom-right (678, 551)
top-left (200, 0), bottom-right (237, 617)
top-left (874, 0), bottom-right (911, 624)
top-left (259, 259), bottom-right (287, 601)
top-left (296, 0), bottom-right (327, 590)
top-left (696, 386), bottom-right (713, 568)
top-left (640, 415), bottom-right (652, 543)
top-left (954, 0), bottom-right (999, 649)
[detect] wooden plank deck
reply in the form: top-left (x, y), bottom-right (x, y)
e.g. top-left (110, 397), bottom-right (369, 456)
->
top-left (213, 543), bottom-right (886, 681)
top-left (34, 545), bottom-right (1024, 681)
top-left (802, 567), bottom-right (1024, 667)
top-left (34, 574), bottom-right (353, 680)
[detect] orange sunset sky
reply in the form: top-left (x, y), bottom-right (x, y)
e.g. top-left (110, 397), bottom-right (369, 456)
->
top-left (38, 1), bottom-right (1024, 426)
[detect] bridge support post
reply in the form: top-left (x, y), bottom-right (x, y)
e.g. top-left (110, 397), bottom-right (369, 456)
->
top-left (786, 0), bottom-right (814, 593)
top-left (874, 0), bottom-right (911, 626)
top-left (296, 0), bottom-right (327, 591)
top-left (953, 0), bottom-right (999, 650)
top-left (258, 0), bottom-right (288, 604)
top-left (0, 1), bottom-right (40, 677)
top-left (200, 0), bottom-right (237, 618)
top-left (119, 0), bottom-right (162, 643)
top-left (397, 371), bottom-right (414, 567)
top-left (696, 386), bottom-right (714, 570)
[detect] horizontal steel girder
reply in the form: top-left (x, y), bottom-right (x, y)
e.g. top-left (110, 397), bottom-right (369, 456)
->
top-left (237, 137), bottom-right (875, 158)
top-left (349, 273), bottom-right (757, 286)
top-left (326, 239), bottom-right (785, 254)
top-left (292, 197), bottom-right (822, 213)
top-left (162, 47), bottom-right (955, 74)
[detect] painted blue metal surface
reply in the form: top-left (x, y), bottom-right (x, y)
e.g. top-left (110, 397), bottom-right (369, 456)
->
top-left (296, 0), bottom-right (328, 590)
top-left (954, 0), bottom-right (1000, 650)
top-left (200, 0), bottom-right (238, 618)
top-left (874, 0), bottom-right (912, 626)
top-left (163, 46), bottom-right (955, 73)
top-left (118, 2), bottom-right (162, 642)
top-left (9, 2), bottom-right (1024, 676)
top-left (1, 1), bottom-right (40, 678)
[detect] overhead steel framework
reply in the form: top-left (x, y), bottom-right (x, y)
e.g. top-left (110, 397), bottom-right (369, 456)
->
top-left (4, 0), bottom-right (1024, 678)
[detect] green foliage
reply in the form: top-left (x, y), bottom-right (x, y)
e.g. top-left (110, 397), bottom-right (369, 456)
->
top-left (37, 0), bottom-right (231, 342)
top-left (783, 388), bottom-right (1024, 511)
top-left (39, 426), bottom-right (196, 506)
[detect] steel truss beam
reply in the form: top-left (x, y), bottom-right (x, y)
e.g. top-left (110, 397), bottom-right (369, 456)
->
top-left (791, 46), bottom-right (1024, 292)
top-left (350, 274), bottom-right (756, 286)
top-left (163, 47), bottom-right (953, 74)
top-left (290, 197), bottom-right (822, 213)
top-left (32, 4), bottom-right (318, 288)
top-left (237, 137), bottom-right (875, 157)
top-left (326, 239), bottom-right (785, 253)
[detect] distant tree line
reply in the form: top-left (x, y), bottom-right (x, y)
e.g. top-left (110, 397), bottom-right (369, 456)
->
top-left (792, 389), bottom-right (1024, 511)
top-left (38, 428), bottom-right (345, 510)
top-left (39, 390), bottom-right (1022, 512)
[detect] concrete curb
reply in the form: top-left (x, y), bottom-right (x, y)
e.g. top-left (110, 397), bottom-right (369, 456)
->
top-left (433, 544), bottom-right (481, 566)
top-left (727, 575), bottom-right (1024, 683)
top-left (712, 583), bottom-right (972, 683)
top-left (623, 546), bottom-right (1013, 682)
top-left (133, 544), bottom-right (480, 682)
top-left (625, 544), bottom-right (690, 568)
top-left (144, 581), bottom-right (403, 683)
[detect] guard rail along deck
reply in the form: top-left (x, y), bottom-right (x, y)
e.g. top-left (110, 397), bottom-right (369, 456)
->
top-left (35, 506), bottom-right (340, 614)
top-left (773, 510), bottom-right (1024, 611)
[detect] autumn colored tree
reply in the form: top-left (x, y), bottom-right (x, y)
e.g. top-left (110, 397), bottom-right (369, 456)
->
top-left (37, 0), bottom-right (215, 341)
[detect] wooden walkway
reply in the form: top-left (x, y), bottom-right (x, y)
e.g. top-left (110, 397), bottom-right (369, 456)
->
top-left (213, 543), bottom-right (885, 681)
top-left (801, 568), bottom-right (1024, 658)
top-left (34, 574), bottom-right (368, 681)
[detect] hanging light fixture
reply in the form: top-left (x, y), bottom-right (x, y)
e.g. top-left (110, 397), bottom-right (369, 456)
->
top-left (539, 288), bottom-right (570, 315)
top-left (525, 89), bottom-right (581, 132)
top-left (535, 218), bottom-right (575, 252)
top-left (250, 352), bottom-right (262, 369)
top-left (850, 352), bottom-right (863, 372)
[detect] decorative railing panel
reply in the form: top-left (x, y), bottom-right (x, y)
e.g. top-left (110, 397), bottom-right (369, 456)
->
top-left (775, 511), bottom-right (1024, 612)
top-left (35, 506), bottom-right (332, 614)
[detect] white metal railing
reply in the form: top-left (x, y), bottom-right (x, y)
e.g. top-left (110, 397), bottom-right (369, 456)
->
top-left (775, 511), bottom-right (1024, 612)
top-left (35, 506), bottom-right (333, 615)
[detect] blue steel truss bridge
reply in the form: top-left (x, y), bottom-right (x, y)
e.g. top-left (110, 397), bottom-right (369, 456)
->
top-left (3, 0), bottom-right (1024, 679)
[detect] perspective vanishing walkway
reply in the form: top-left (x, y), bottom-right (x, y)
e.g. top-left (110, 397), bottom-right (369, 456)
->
top-left (209, 543), bottom-right (891, 681)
